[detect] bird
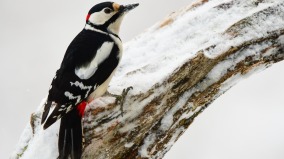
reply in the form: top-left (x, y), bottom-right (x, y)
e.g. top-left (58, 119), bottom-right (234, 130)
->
top-left (40, 2), bottom-right (139, 159)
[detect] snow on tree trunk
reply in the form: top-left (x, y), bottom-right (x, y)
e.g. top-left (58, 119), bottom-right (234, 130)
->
top-left (12, 0), bottom-right (284, 159)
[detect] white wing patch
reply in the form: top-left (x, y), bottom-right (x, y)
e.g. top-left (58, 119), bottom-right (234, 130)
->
top-left (66, 105), bottom-right (73, 113)
top-left (75, 42), bottom-right (114, 79)
top-left (70, 81), bottom-right (93, 98)
top-left (64, 91), bottom-right (81, 105)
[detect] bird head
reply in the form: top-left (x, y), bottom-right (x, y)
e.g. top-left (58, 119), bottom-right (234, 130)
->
top-left (86, 2), bottom-right (139, 35)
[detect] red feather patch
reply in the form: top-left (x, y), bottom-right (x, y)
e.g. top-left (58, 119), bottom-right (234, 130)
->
top-left (86, 14), bottom-right (91, 21)
top-left (77, 101), bottom-right (88, 117)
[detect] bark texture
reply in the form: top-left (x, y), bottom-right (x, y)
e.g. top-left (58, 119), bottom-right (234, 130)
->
top-left (80, 0), bottom-right (284, 159)
top-left (81, 0), bottom-right (284, 158)
top-left (83, 0), bottom-right (284, 159)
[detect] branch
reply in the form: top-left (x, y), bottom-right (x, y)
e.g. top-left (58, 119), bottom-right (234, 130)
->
top-left (82, 0), bottom-right (284, 158)
top-left (12, 0), bottom-right (284, 159)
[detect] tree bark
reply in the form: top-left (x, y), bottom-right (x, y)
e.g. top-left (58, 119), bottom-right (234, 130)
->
top-left (13, 0), bottom-right (284, 159)
top-left (81, 0), bottom-right (284, 158)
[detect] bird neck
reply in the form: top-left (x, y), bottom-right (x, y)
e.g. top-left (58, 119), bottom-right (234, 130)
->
top-left (85, 22), bottom-right (120, 39)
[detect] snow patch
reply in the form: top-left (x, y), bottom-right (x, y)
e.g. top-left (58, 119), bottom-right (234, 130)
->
top-left (10, 98), bottom-right (60, 159)
top-left (125, 142), bottom-right (134, 148)
top-left (219, 64), bottom-right (268, 95)
top-left (21, 123), bottom-right (59, 159)
top-left (139, 134), bottom-right (156, 158)
top-left (119, 122), bottom-right (137, 133)
top-left (160, 90), bottom-right (195, 132)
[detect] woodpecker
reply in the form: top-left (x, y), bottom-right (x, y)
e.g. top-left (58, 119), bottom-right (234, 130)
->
top-left (40, 2), bottom-right (139, 159)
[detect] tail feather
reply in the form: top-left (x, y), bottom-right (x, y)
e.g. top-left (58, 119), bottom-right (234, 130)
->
top-left (58, 108), bottom-right (82, 159)
top-left (41, 101), bottom-right (52, 124)
top-left (43, 103), bottom-right (73, 130)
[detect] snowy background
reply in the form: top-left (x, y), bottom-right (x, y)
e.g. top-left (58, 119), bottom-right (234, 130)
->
top-left (1, 0), bottom-right (284, 159)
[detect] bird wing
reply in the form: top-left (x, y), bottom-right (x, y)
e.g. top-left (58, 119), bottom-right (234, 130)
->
top-left (41, 30), bottom-right (120, 129)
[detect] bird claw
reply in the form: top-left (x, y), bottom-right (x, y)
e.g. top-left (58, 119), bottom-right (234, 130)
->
top-left (106, 86), bottom-right (133, 117)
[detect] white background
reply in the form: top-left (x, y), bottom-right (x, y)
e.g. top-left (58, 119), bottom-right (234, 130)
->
top-left (1, 0), bottom-right (284, 158)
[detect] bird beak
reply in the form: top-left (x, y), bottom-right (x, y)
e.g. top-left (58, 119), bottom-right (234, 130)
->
top-left (120, 3), bottom-right (139, 13)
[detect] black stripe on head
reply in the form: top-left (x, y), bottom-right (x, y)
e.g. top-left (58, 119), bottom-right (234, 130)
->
top-left (87, 2), bottom-right (124, 34)
top-left (102, 10), bottom-right (123, 27)
top-left (87, 11), bottom-right (123, 34)
top-left (88, 2), bottom-right (114, 14)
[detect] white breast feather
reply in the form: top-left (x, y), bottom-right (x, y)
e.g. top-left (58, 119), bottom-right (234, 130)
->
top-left (75, 42), bottom-right (114, 79)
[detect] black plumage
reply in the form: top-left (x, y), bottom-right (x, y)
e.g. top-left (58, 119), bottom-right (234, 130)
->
top-left (42, 29), bottom-right (120, 129)
top-left (41, 29), bottom-right (120, 159)
top-left (40, 2), bottom-right (138, 159)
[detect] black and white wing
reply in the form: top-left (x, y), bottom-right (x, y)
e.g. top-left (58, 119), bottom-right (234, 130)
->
top-left (41, 30), bottom-right (120, 129)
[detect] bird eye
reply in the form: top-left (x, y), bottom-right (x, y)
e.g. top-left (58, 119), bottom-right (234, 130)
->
top-left (104, 8), bottom-right (112, 14)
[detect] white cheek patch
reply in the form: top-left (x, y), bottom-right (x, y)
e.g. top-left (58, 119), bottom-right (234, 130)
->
top-left (89, 10), bottom-right (115, 25)
top-left (75, 42), bottom-right (114, 79)
top-left (107, 14), bottom-right (125, 35)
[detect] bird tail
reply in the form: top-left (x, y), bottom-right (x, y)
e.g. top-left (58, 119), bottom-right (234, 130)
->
top-left (41, 101), bottom-right (52, 125)
top-left (58, 108), bottom-right (83, 159)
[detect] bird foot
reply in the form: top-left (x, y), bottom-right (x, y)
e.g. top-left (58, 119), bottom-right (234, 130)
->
top-left (106, 86), bottom-right (133, 117)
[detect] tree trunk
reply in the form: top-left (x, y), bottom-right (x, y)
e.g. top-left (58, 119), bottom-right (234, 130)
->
top-left (12, 0), bottom-right (284, 159)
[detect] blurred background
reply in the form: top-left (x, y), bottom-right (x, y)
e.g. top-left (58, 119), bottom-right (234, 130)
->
top-left (0, 0), bottom-right (283, 158)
